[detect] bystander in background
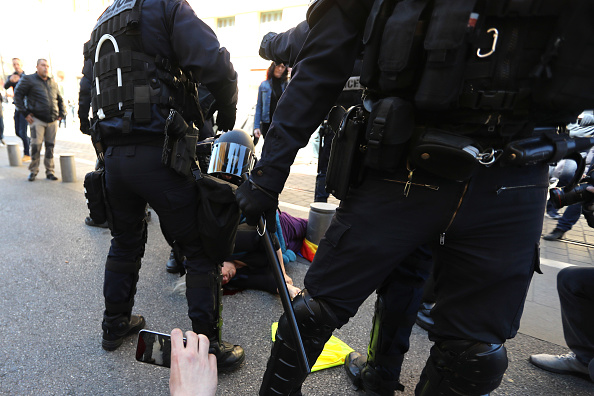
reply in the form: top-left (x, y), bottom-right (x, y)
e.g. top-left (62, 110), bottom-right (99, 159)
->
top-left (13, 59), bottom-right (64, 182)
top-left (4, 58), bottom-right (30, 161)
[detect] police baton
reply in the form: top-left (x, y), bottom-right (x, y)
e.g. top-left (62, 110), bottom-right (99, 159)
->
top-left (258, 214), bottom-right (311, 375)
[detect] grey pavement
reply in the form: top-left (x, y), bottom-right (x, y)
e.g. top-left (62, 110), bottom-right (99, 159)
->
top-left (0, 110), bottom-right (593, 395)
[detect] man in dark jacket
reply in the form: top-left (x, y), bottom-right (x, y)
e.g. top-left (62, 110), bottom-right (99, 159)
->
top-left (4, 58), bottom-right (30, 160)
top-left (14, 58), bottom-right (64, 181)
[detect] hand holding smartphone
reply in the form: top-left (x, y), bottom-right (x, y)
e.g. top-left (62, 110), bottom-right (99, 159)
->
top-left (136, 329), bottom-right (180, 368)
top-left (136, 329), bottom-right (218, 396)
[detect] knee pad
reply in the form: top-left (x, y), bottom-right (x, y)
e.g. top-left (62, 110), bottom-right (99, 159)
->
top-left (278, 290), bottom-right (339, 352)
top-left (424, 340), bottom-right (508, 395)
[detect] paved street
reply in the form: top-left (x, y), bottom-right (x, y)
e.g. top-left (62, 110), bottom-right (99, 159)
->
top-left (0, 110), bottom-right (593, 395)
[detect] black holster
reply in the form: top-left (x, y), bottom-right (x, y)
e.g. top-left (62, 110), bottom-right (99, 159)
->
top-left (162, 110), bottom-right (198, 176)
top-left (84, 167), bottom-right (108, 225)
top-left (325, 105), bottom-right (367, 200)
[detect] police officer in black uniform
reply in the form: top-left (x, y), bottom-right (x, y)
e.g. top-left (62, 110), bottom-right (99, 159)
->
top-left (260, 22), bottom-right (434, 394)
top-left (237, 0), bottom-right (594, 394)
top-left (82, 0), bottom-right (244, 372)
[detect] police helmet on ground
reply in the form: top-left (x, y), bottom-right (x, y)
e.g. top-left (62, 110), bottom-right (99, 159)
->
top-left (208, 129), bottom-right (255, 185)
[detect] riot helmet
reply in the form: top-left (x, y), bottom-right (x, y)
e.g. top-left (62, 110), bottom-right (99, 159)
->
top-left (208, 129), bottom-right (255, 185)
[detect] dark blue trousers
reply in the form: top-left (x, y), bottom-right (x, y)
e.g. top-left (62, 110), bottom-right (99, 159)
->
top-left (14, 111), bottom-right (29, 156)
top-left (305, 162), bottom-right (548, 344)
top-left (103, 145), bottom-right (218, 328)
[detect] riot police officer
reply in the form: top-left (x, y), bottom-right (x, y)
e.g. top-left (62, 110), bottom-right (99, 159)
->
top-left (259, 22), bottom-right (433, 394)
top-left (82, 0), bottom-right (244, 372)
top-left (237, 0), bottom-right (594, 394)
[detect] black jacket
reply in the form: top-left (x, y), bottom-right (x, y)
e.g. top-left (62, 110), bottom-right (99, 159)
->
top-left (14, 73), bottom-right (65, 123)
top-left (82, 0), bottom-right (238, 146)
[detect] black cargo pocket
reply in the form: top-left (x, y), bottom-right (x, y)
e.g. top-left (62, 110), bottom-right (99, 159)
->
top-left (415, 1), bottom-right (476, 109)
top-left (378, 0), bottom-right (429, 73)
top-left (164, 183), bottom-right (197, 211)
top-left (324, 217), bottom-right (351, 248)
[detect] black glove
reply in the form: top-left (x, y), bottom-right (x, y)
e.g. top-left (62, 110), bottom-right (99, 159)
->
top-left (259, 32), bottom-right (277, 60)
top-left (236, 178), bottom-right (278, 233)
top-left (80, 118), bottom-right (90, 135)
top-left (215, 110), bottom-right (236, 132)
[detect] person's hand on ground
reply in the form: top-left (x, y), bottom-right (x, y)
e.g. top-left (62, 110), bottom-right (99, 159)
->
top-left (169, 329), bottom-right (217, 396)
top-left (287, 284), bottom-right (301, 300)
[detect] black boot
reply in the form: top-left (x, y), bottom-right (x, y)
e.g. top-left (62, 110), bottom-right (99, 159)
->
top-left (102, 313), bottom-right (145, 351)
top-left (344, 351), bottom-right (366, 390)
top-left (345, 351), bottom-right (403, 395)
top-left (344, 265), bottom-right (427, 395)
top-left (416, 302), bottom-right (435, 331)
top-left (166, 250), bottom-right (183, 273)
top-left (209, 338), bottom-right (245, 373)
top-left (187, 268), bottom-right (244, 372)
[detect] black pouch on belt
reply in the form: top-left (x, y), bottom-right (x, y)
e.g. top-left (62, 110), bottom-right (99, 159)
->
top-left (408, 128), bottom-right (483, 181)
top-left (163, 110), bottom-right (198, 176)
top-left (84, 168), bottom-right (107, 225)
top-left (364, 97), bottom-right (415, 172)
top-left (326, 105), bottom-right (367, 200)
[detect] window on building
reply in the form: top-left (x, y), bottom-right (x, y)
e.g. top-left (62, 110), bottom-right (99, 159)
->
top-left (217, 17), bottom-right (235, 29)
top-left (216, 16), bottom-right (237, 54)
top-left (260, 10), bottom-right (283, 41)
top-left (260, 11), bottom-right (282, 24)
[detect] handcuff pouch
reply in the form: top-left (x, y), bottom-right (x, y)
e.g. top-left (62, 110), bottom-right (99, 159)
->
top-left (409, 128), bottom-right (482, 181)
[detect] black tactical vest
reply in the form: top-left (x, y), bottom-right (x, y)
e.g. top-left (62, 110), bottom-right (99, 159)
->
top-left (83, 0), bottom-right (201, 134)
top-left (361, 0), bottom-right (594, 127)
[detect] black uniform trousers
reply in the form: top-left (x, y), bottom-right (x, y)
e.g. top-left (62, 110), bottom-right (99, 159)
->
top-left (103, 144), bottom-right (218, 328)
top-left (305, 162), bottom-right (548, 344)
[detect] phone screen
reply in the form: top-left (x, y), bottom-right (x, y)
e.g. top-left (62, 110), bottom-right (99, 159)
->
top-left (135, 329), bottom-right (185, 368)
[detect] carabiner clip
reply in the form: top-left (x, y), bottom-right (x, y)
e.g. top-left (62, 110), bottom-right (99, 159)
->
top-left (256, 218), bottom-right (266, 237)
top-left (477, 28), bottom-right (499, 58)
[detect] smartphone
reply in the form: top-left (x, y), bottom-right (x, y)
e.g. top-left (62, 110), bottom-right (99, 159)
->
top-left (135, 329), bottom-right (185, 368)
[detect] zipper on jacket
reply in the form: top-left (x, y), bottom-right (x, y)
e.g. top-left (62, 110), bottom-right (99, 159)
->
top-left (440, 182), bottom-right (469, 245)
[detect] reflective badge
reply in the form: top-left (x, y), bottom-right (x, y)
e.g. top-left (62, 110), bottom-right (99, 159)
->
top-left (96, 0), bottom-right (136, 26)
top-left (343, 76), bottom-right (361, 91)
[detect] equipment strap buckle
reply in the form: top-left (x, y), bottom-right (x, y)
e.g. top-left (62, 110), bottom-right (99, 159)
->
top-left (368, 115), bottom-right (386, 148)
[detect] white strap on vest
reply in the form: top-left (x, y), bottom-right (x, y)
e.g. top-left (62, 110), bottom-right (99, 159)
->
top-left (95, 34), bottom-right (123, 119)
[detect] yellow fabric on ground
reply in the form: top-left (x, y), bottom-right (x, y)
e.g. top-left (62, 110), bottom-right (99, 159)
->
top-left (271, 322), bottom-right (354, 372)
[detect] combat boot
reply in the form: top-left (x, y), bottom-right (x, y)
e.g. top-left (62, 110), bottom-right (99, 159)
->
top-left (209, 337), bottom-right (245, 373)
top-left (345, 351), bottom-right (404, 395)
top-left (102, 313), bottom-right (145, 351)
